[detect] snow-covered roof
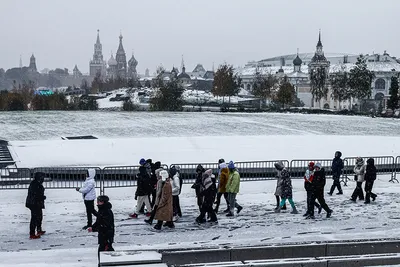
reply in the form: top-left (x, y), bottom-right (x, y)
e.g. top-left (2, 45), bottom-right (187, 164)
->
top-left (238, 65), bottom-right (308, 76)
top-left (287, 71), bottom-right (309, 78)
top-left (259, 53), bottom-right (357, 63)
top-left (329, 62), bottom-right (400, 73)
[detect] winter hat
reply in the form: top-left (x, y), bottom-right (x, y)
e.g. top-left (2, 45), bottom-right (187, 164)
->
top-left (97, 195), bottom-right (109, 203)
top-left (196, 164), bottom-right (205, 173)
top-left (274, 161), bottom-right (284, 171)
top-left (160, 170), bottom-right (169, 181)
top-left (315, 163), bottom-right (322, 169)
top-left (367, 158), bottom-right (374, 165)
top-left (219, 162), bottom-right (227, 169)
top-left (218, 158), bottom-right (225, 164)
top-left (356, 157), bottom-right (364, 165)
top-left (335, 151), bottom-right (342, 158)
top-left (139, 158), bottom-right (146, 165)
top-left (228, 161), bottom-right (235, 170)
top-left (308, 162), bottom-right (315, 168)
top-left (34, 172), bottom-right (45, 180)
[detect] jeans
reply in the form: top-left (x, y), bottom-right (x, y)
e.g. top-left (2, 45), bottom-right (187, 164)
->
top-left (173, 195), bottom-right (182, 217)
top-left (309, 190), bottom-right (330, 216)
top-left (330, 178), bottom-right (342, 194)
top-left (84, 200), bottom-right (95, 226)
top-left (365, 181), bottom-right (377, 203)
top-left (351, 182), bottom-right (364, 200)
top-left (136, 195), bottom-right (152, 213)
top-left (214, 192), bottom-right (229, 211)
top-left (306, 190), bottom-right (321, 215)
top-left (227, 193), bottom-right (241, 214)
top-left (29, 206), bottom-right (43, 235)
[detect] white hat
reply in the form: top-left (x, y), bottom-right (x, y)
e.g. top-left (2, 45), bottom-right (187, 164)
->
top-left (160, 170), bottom-right (169, 181)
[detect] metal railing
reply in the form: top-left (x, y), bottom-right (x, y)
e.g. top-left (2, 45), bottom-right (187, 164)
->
top-left (392, 156), bottom-right (400, 183)
top-left (0, 156), bottom-right (399, 193)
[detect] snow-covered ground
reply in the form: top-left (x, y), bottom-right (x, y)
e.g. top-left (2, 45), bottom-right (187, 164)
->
top-left (1, 177), bottom-right (400, 266)
top-left (1, 112), bottom-right (400, 266)
top-left (9, 135), bottom-right (400, 168)
top-left (1, 111), bottom-right (400, 142)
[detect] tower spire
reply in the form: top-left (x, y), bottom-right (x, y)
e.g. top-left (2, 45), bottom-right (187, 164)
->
top-left (96, 29), bottom-right (100, 44)
top-left (181, 54), bottom-right (185, 72)
top-left (317, 29), bottom-right (322, 47)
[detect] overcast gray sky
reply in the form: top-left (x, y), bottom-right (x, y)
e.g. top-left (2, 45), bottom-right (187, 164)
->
top-left (1, 0), bottom-right (399, 75)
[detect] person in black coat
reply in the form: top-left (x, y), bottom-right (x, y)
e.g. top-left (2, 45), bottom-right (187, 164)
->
top-left (196, 170), bottom-right (218, 223)
top-left (308, 163), bottom-right (332, 219)
top-left (88, 195), bottom-right (115, 264)
top-left (364, 158), bottom-right (377, 204)
top-left (150, 161), bottom-right (161, 208)
top-left (25, 172), bottom-right (46, 239)
top-left (130, 159), bottom-right (153, 218)
top-left (192, 164), bottom-right (205, 212)
top-left (304, 162), bottom-right (321, 217)
top-left (329, 151), bottom-right (344, 195)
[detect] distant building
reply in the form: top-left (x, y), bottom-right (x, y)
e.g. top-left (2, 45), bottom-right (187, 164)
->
top-left (73, 65), bottom-right (82, 78)
top-left (128, 52), bottom-right (138, 80)
top-left (29, 54), bottom-right (37, 72)
top-left (115, 34), bottom-right (127, 78)
top-left (89, 30), bottom-right (106, 77)
top-left (237, 31), bottom-right (400, 110)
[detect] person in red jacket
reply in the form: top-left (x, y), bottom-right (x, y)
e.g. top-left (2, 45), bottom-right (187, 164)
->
top-left (304, 162), bottom-right (322, 217)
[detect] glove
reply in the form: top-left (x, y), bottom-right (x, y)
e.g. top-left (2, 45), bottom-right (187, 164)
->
top-left (75, 187), bottom-right (80, 192)
top-left (88, 227), bottom-right (92, 232)
top-left (134, 195), bottom-right (138, 200)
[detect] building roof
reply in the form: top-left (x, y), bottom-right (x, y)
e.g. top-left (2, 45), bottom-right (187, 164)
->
top-left (329, 61), bottom-right (400, 73)
top-left (192, 64), bottom-right (206, 73)
top-left (293, 54), bottom-right (302, 66)
top-left (108, 54), bottom-right (117, 66)
top-left (178, 72), bottom-right (191, 79)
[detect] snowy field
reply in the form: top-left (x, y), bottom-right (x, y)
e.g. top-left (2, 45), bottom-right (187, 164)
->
top-left (1, 177), bottom-right (400, 266)
top-left (1, 111), bottom-right (400, 141)
top-left (1, 112), bottom-right (400, 266)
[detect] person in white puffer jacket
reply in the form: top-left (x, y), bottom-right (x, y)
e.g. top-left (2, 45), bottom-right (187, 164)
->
top-left (351, 157), bottom-right (366, 202)
top-left (170, 165), bottom-right (182, 221)
top-left (76, 168), bottom-right (97, 230)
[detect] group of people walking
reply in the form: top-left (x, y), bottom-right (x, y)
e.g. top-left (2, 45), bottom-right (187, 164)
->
top-left (25, 151), bottom-right (380, 257)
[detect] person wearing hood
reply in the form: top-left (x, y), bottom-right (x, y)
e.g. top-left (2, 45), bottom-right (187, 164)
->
top-left (308, 163), bottom-right (332, 219)
top-left (303, 162), bottom-right (322, 217)
top-left (351, 157), bottom-right (366, 202)
top-left (154, 170), bottom-right (174, 230)
top-left (274, 161), bottom-right (287, 211)
top-left (138, 159), bottom-right (153, 214)
top-left (329, 151), bottom-right (344, 195)
top-left (274, 161), bottom-right (298, 214)
top-left (226, 161), bottom-right (243, 217)
top-left (192, 164), bottom-right (206, 212)
top-left (26, 172), bottom-right (46, 239)
top-left (196, 169), bottom-right (218, 223)
top-left (170, 165), bottom-right (182, 220)
top-left (130, 158), bottom-right (153, 219)
top-left (214, 159), bottom-right (230, 213)
top-left (364, 158), bottom-right (377, 204)
top-left (150, 161), bottom-right (161, 208)
top-left (76, 168), bottom-right (97, 230)
top-left (145, 166), bottom-right (164, 225)
top-left (88, 195), bottom-right (115, 264)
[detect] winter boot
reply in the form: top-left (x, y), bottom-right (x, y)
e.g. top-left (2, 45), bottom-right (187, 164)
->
top-left (281, 204), bottom-right (287, 210)
top-left (237, 206), bottom-right (243, 214)
top-left (303, 212), bottom-right (309, 217)
top-left (305, 215), bottom-right (315, 219)
top-left (153, 223), bottom-right (162, 230)
top-left (290, 207), bottom-right (298, 214)
top-left (274, 207), bottom-right (281, 213)
top-left (129, 213), bottom-right (138, 219)
top-left (223, 208), bottom-right (230, 213)
top-left (145, 212), bottom-right (151, 217)
top-left (29, 234), bottom-right (41, 239)
top-left (144, 219), bottom-right (153, 225)
top-left (326, 210), bottom-right (333, 218)
top-left (196, 217), bottom-right (206, 224)
top-left (226, 212), bottom-right (234, 217)
top-left (337, 191), bottom-right (343, 195)
top-left (165, 222), bottom-right (175, 228)
top-left (318, 206), bottom-right (323, 214)
top-left (37, 230), bottom-right (46, 235)
top-left (82, 225), bottom-right (91, 230)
